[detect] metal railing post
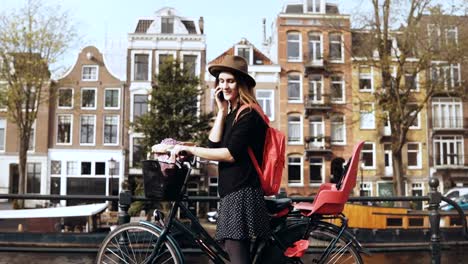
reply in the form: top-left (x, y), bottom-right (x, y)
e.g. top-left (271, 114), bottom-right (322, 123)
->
top-left (428, 177), bottom-right (441, 264)
top-left (118, 190), bottom-right (132, 225)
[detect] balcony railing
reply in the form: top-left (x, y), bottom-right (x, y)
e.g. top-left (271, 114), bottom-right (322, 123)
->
top-left (304, 136), bottom-right (332, 153)
top-left (434, 154), bottom-right (467, 168)
top-left (304, 94), bottom-right (332, 111)
top-left (432, 117), bottom-right (466, 130)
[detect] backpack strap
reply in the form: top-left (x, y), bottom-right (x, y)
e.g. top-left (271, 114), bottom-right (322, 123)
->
top-left (233, 103), bottom-right (266, 178)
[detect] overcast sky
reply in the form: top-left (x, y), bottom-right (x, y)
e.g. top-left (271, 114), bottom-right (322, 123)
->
top-left (0, 0), bottom-right (363, 78)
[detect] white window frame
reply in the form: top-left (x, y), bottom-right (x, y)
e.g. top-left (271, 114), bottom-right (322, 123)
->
top-left (180, 51), bottom-right (201, 77)
top-left (81, 87), bottom-right (97, 110)
top-left (404, 72), bottom-right (420, 92)
top-left (79, 114), bottom-right (96, 146)
top-left (308, 74), bottom-right (323, 103)
top-left (433, 135), bottom-right (464, 167)
top-left (234, 44), bottom-right (254, 65)
top-left (408, 104), bottom-right (421, 130)
top-left (104, 88), bottom-right (121, 110)
top-left (431, 62), bottom-right (462, 89)
top-left (287, 32), bottom-right (302, 62)
top-left (432, 97), bottom-right (463, 129)
top-left (288, 155), bottom-right (303, 186)
top-left (103, 115), bottom-right (120, 146)
top-left (56, 114), bottom-right (73, 145)
top-left (155, 50), bottom-right (176, 75)
top-left (329, 33), bottom-right (344, 63)
top-left (287, 73), bottom-right (302, 103)
top-left (288, 114), bottom-right (303, 145)
top-left (57, 88), bottom-right (74, 109)
top-left (330, 75), bottom-right (345, 103)
top-left (67, 161), bottom-right (78, 176)
top-left (384, 143), bottom-right (393, 176)
top-left (309, 156), bottom-right (324, 186)
top-left (359, 65), bottom-right (374, 92)
top-left (407, 142), bottom-right (422, 169)
top-left (0, 119), bottom-right (6, 152)
top-left (427, 24), bottom-right (441, 51)
top-left (81, 65), bottom-right (99, 81)
top-left (131, 50), bottom-right (152, 81)
top-left (445, 26), bottom-right (458, 46)
top-left (256, 89), bottom-right (275, 121)
top-left (330, 114), bottom-right (346, 145)
top-left (360, 182), bottom-right (373, 196)
top-left (308, 32), bottom-right (323, 64)
top-left (305, 0), bottom-right (324, 13)
top-left (360, 103), bottom-right (375, 129)
top-left (309, 115), bottom-right (324, 148)
top-left (362, 142), bottom-right (376, 169)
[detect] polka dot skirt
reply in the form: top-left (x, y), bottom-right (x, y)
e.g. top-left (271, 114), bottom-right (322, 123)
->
top-left (215, 186), bottom-right (271, 241)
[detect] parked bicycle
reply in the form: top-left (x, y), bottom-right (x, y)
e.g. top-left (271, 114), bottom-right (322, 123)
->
top-left (96, 141), bottom-right (367, 264)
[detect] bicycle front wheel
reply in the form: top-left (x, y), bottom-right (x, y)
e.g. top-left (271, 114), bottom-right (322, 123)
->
top-left (96, 222), bottom-right (183, 264)
top-left (302, 224), bottom-right (363, 264)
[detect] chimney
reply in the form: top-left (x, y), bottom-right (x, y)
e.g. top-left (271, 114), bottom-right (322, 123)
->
top-left (199, 16), bottom-right (204, 34)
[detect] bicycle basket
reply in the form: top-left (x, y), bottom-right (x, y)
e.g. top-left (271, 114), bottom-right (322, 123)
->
top-left (142, 160), bottom-right (188, 201)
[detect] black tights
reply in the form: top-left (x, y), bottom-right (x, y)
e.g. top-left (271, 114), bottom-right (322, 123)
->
top-left (224, 239), bottom-right (251, 264)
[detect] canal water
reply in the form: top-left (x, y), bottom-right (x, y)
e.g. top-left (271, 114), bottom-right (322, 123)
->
top-left (0, 248), bottom-right (466, 264)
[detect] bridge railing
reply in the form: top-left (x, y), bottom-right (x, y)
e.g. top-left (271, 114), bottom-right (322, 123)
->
top-left (0, 178), bottom-right (465, 264)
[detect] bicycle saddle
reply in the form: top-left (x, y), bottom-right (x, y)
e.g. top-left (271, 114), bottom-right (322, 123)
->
top-left (264, 198), bottom-right (292, 215)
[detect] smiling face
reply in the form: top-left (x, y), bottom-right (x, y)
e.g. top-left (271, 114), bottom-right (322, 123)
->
top-left (217, 71), bottom-right (239, 103)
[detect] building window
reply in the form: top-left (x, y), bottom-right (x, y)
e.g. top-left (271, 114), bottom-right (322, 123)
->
top-left (407, 142), bottom-right (422, 169)
top-left (446, 26), bottom-right (458, 46)
top-left (0, 119), bottom-right (5, 151)
top-left (104, 115), bottom-right (119, 145)
top-left (308, 75), bottom-right (323, 102)
top-left (183, 55), bottom-right (197, 77)
top-left (81, 88), bottom-right (96, 109)
top-left (362, 142), bottom-right (375, 169)
top-left (307, 0), bottom-right (322, 13)
top-left (51, 160), bottom-right (61, 175)
top-left (330, 75), bottom-right (344, 102)
top-left (431, 63), bottom-right (461, 90)
top-left (408, 104), bottom-right (420, 129)
top-left (287, 32), bottom-right (301, 61)
top-left (80, 115), bottom-right (95, 145)
top-left (405, 72), bottom-right (418, 91)
top-left (82, 65), bottom-right (98, 81)
top-left (161, 17), bottom-right (174, 33)
top-left (96, 162), bottom-right (106, 175)
top-left (428, 24), bottom-right (441, 51)
top-left (288, 156), bottom-right (302, 185)
top-left (360, 103), bottom-right (375, 129)
top-left (432, 98), bottom-right (463, 129)
top-left (359, 65), bottom-right (373, 92)
top-left (360, 182), bottom-right (372, 196)
top-left (58, 88), bottom-right (73, 108)
top-left (434, 135), bottom-right (464, 167)
top-left (26, 163), bottom-right (41, 194)
top-left (134, 54), bottom-right (149, 81)
top-left (132, 137), bottom-right (144, 168)
top-left (133, 94), bottom-right (148, 121)
top-left (256, 90), bottom-right (274, 121)
top-left (57, 115), bottom-right (72, 144)
top-left (308, 32), bottom-right (322, 62)
top-left (288, 115), bottom-right (302, 144)
top-left (331, 115), bottom-right (345, 144)
top-left (309, 157), bottom-right (324, 185)
top-left (158, 53), bottom-right (173, 73)
top-left (384, 144), bottom-right (393, 176)
top-left (236, 47), bottom-right (250, 63)
top-left (309, 115), bottom-right (324, 148)
top-left (104, 88), bottom-right (120, 109)
top-left (67, 161), bottom-right (78, 175)
top-left (288, 74), bottom-right (301, 101)
top-left (329, 33), bottom-right (343, 61)
top-left (81, 161), bottom-right (92, 175)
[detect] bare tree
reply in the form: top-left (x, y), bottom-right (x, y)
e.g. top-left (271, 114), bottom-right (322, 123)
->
top-left (352, 0), bottom-right (468, 196)
top-left (0, 0), bottom-right (76, 206)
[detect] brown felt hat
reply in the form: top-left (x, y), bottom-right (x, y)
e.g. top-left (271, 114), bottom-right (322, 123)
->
top-left (208, 55), bottom-right (256, 88)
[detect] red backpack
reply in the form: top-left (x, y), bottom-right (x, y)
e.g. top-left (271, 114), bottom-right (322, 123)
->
top-left (235, 104), bottom-right (286, 196)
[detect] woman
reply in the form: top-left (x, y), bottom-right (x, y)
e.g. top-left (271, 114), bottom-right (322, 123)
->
top-left (162, 55), bottom-right (271, 263)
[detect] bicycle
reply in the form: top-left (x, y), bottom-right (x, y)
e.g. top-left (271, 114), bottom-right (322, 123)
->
top-left (96, 141), bottom-right (367, 264)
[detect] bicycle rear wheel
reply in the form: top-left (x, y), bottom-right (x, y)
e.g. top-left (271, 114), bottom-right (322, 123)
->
top-left (96, 222), bottom-right (183, 264)
top-left (301, 224), bottom-right (363, 264)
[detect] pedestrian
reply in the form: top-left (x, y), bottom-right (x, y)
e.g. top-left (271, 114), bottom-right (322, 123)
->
top-left (157, 55), bottom-right (271, 264)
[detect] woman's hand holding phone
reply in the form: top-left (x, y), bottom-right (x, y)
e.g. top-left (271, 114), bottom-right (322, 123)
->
top-left (215, 87), bottom-right (228, 115)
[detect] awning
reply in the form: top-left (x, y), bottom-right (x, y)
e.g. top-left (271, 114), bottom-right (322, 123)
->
top-left (0, 203), bottom-right (108, 219)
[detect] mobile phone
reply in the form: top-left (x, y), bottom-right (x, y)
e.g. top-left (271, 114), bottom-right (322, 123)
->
top-left (217, 92), bottom-right (224, 101)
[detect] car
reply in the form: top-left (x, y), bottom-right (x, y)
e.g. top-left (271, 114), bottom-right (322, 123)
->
top-left (423, 187), bottom-right (468, 210)
top-left (440, 193), bottom-right (468, 211)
